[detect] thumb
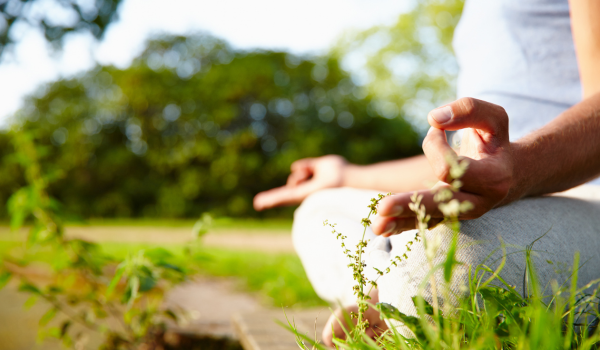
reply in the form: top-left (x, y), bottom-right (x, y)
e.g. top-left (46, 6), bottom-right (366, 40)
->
top-left (427, 97), bottom-right (509, 140)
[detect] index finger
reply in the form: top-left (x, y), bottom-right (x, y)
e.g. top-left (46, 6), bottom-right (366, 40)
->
top-left (428, 98), bottom-right (509, 138)
top-left (376, 187), bottom-right (483, 219)
top-left (371, 189), bottom-right (482, 235)
top-left (253, 181), bottom-right (320, 211)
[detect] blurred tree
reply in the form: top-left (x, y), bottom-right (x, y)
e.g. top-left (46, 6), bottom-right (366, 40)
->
top-left (0, 0), bottom-right (122, 57)
top-left (1, 34), bottom-right (421, 219)
top-left (333, 0), bottom-right (464, 132)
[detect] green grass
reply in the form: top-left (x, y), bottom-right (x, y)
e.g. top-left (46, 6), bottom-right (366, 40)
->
top-left (0, 217), bottom-right (293, 234)
top-left (101, 242), bottom-right (324, 308)
top-left (67, 217), bottom-right (293, 231)
top-left (0, 217), bottom-right (318, 308)
top-left (197, 248), bottom-right (326, 308)
top-left (0, 239), bottom-right (325, 309)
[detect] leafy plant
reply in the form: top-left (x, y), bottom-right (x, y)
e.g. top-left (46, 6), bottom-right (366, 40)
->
top-left (0, 131), bottom-right (198, 349)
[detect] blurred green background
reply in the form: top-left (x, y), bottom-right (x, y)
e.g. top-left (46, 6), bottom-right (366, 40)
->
top-left (0, 1), bottom-right (465, 348)
top-left (0, 0), bottom-right (463, 221)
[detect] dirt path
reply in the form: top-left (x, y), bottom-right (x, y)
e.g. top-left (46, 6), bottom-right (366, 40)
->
top-left (166, 277), bottom-right (262, 338)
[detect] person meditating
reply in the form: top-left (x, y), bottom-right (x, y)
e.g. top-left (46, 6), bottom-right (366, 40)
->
top-left (255, 0), bottom-right (600, 345)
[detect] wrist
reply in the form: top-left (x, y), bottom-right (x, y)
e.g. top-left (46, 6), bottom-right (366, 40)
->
top-left (340, 163), bottom-right (362, 188)
top-left (501, 141), bottom-right (529, 205)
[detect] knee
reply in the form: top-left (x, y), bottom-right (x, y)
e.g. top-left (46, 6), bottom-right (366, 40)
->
top-left (379, 222), bottom-right (495, 311)
top-left (293, 187), bottom-right (377, 223)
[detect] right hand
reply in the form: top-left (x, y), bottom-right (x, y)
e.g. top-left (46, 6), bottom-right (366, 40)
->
top-left (253, 155), bottom-right (348, 211)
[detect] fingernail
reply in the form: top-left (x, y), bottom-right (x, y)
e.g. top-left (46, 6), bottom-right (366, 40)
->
top-left (430, 106), bottom-right (453, 124)
top-left (389, 205), bottom-right (403, 216)
top-left (382, 221), bottom-right (396, 234)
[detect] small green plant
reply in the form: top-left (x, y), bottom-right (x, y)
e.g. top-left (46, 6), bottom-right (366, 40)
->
top-left (0, 131), bottom-right (198, 349)
top-left (285, 155), bottom-right (600, 349)
top-left (324, 193), bottom-right (423, 340)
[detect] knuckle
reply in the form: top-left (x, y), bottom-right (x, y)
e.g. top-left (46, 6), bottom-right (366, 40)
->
top-left (421, 134), bottom-right (433, 149)
top-left (290, 159), bottom-right (304, 170)
top-left (457, 97), bottom-right (477, 115)
top-left (497, 107), bottom-right (510, 131)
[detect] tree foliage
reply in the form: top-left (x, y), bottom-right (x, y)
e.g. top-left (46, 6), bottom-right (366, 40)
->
top-left (1, 34), bottom-right (422, 218)
top-left (333, 0), bottom-right (464, 132)
top-left (0, 0), bottom-right (122, 57)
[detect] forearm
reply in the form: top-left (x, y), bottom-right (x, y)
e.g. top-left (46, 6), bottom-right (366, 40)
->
top-left (508, 92), bottom-right (600, 202)
top-left (342, 155), bottom-right (436, 193)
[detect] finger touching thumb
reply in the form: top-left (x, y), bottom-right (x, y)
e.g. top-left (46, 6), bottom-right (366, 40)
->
top-left (428, 97), bottom-right (508, 137)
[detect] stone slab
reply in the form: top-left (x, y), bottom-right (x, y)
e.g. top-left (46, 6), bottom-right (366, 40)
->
top-left (232, 308), bottom-right (330, 350)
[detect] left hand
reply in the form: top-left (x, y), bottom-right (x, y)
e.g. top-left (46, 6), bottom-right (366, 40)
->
top-left (372, 97), bottom-right (515, 236)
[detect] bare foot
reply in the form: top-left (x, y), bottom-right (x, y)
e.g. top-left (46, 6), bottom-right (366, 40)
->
top-left (322, 290), bottom-right (389, 347)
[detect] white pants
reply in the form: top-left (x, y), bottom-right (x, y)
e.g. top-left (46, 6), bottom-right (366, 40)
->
top-left (292, 186), bottom-right (600, 317)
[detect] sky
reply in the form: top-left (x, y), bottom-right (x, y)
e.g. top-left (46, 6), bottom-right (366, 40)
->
top-left (0, 0), bottom-right (413, 127)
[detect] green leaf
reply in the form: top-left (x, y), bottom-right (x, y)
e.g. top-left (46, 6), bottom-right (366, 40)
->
top-left (106, 265), bottom-right (125, 298)
top-left (138, 265), bottom-right (154, 277)
top-left (444, 231), bottom-right (459, 283)
top-left (46, 327), bottom-right (61, 339)
top-left (39, 307), bottom-right (58, 326)
top-left (60, 321), bottom-right (71, 338)
top-left (411, 296), bottom-right (434, 316)
top-left (26, 225), bottom-right (43, 246)
top-left (24, 295), bottom-right (39, 310)
top-left (0, 272), bottom-right (12, 290)
top-left (479, 286), bottom-right (525, 328)
top-left (47, 285), bottom-right (64, 294)
top-left (376, 302), bottom-right (427, 340)
top-left (158, 262), bottom-right (184, 273)
top-left (7, 187), bottom-right (34, 231)
top-left (138, 275), bottom-right (157, 292)
top-left (19, 283), bottom-right (41, 295)
top-left (163, 309), bottom-right (178, 322)
top-left (127, 275), bottom-right (140, 307)
top-left (192, 213), bottom-right (213, 239)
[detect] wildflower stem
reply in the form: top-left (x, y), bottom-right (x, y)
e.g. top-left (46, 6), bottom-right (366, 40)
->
top-left (355, 209), bottom-right (372, 336)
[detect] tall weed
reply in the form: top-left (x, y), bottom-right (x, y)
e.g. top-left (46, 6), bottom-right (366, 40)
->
top-left (0, 131), bottom-right (201, 349)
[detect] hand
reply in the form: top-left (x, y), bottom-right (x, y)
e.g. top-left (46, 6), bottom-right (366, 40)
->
top-left (372, 98), bottom-right (515, 236)
top-left (253, 155), bottom-right (348, 211)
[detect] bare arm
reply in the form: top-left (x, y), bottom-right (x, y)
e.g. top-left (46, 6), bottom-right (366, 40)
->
top-left (509, 0), bottom-right (600, 200)
top-left (253, 155), bottom-right (435, 211)
top-left (373, 0), bottom-right (600, 235)
top-left (570, 0), bottom-right (600, 98)
top-left (509, 93), bottom-right (600, 201)
top-left (343, 155), bottom-right (436, 193)
top-left (255, 0), bottom-right (599, 214)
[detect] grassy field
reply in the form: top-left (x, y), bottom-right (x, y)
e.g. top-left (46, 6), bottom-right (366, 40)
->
top-left (0, 219), bottom-right (324, 309)
top-left (101, 242), bottom-right (325, 308)
top-left (64, 217), bottom-right (293, 232)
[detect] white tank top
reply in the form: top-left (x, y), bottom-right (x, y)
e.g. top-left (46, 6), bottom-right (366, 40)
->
top-left (453, 0), bottom-right (582, 141)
